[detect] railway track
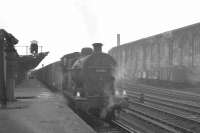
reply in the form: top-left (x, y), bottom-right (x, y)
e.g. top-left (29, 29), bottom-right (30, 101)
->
top-left (118, 81), bottom-right (200, 118)
top-left (112, 120), bottom-right (141, 133)
top-left (128, 100), bottom-right (200, 132)
top-left (118, 109), bottom-right (186, 133)
top-left (118, 81), bottom-right (200, 103)
top-left (120, 81), bottom-right (200, 117)
top-left (114, 80), bottom-right (200, 132)
top-left (76, 110), bottom-right (135, 133)
top-left (127, 90), bottom-right (200, 117)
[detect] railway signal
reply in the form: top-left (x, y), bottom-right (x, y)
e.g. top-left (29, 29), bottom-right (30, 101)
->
top-left (30, 40), bottom-right (38, 55)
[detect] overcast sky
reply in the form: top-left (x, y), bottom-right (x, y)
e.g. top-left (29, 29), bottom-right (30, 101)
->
top-left (1, 0), bottom-right (200, 67)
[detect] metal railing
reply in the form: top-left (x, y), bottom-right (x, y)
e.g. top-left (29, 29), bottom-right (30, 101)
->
top-left (15, 45), bottom-right (43, 55)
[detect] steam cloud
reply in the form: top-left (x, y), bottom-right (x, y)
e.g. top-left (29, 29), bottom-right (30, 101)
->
top-left (100, 82), bottom-right (115, 119)
top-left (74, 0), bottom-right (98, 40)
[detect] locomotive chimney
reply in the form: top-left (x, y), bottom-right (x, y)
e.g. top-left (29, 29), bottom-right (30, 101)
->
top-left (92, 43), bottom-right (103, 53)
top-left (117, 34), bottom-right (120, 46)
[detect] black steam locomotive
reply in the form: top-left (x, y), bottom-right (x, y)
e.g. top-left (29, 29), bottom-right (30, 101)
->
top-left (34, 43), bottom-right (128, 120)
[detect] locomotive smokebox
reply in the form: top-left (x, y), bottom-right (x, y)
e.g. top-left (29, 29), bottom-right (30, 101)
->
top-left (93, 43), bottom-right (103, 53)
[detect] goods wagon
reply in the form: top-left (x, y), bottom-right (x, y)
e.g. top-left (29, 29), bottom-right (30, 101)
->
top-left (35, 61), bottom-right (64, 90)
top-left (109, 23), bottom-right (200, 86)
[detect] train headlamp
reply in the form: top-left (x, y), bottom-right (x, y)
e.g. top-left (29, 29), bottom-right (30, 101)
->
top-left (115, 89), bottom-right (127, 97)
top-left (115, 90), bottom-right (120, 96)
top-left (122, 90), bottom-right (127, 96)
top-left (76, 92), bottom-right (80, 97)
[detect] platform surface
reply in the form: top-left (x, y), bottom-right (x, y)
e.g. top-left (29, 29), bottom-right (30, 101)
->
top-left (0, 79), bottom-right (95, 133)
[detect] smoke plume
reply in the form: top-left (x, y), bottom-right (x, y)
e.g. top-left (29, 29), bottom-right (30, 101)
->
top-left (74, 0), bottom-right (98, 40)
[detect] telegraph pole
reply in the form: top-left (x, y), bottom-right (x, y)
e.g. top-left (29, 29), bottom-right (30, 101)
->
top-left (117, 34), bottom-right (120, 46)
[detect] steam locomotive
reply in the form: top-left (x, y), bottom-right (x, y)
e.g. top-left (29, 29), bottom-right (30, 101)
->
top-left (34, 43), bottom-right (128, 120)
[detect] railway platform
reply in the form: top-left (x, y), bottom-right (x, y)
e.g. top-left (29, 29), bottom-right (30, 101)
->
top-left (0, 78), bottom-right (95, 133)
